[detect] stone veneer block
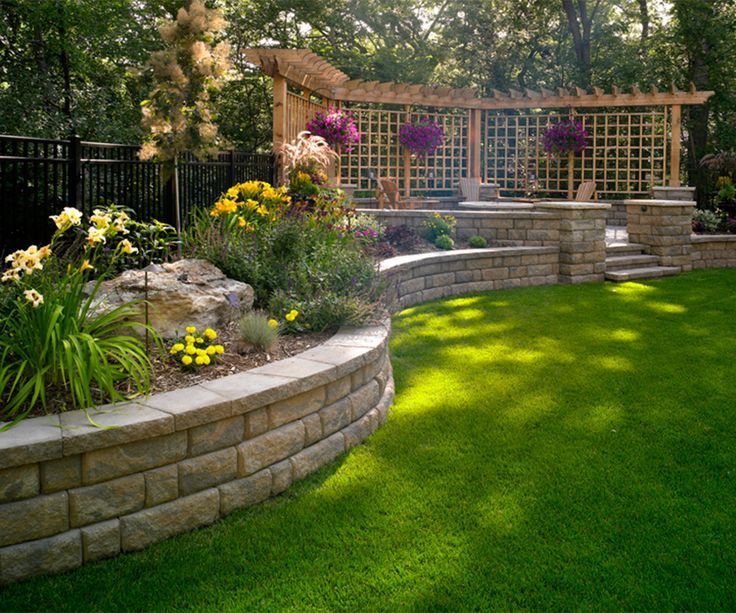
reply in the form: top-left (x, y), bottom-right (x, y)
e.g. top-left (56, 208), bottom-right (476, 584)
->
top-left (325, 376), bottom-right (352, 405)
top-left (188, 415), bottom-right (245, 457)
top-left (201, 372), bottom-right (297, 416)
top-left (219, 469), bottom-right (272, 516)
top-left (83, 431), bottom-right (187, 485)
top-left (144, 464), bottom-right (179, 507)
top-left (320, 397), bottom-right (353, 437)
top-left (0, 415), bottom-right (62, 470)
top-left (144, 386), bottom-right (232, 431)
top-left (40, 454), bottom-right (82, 494)
top-left (254, 357), bottom-right (337, 389)
top-left (350, 380), bottom-right (381, 421)
top-left (69, 474), bottom-right (144, 527)
top-left (302, 414), bottom-right (323, 446)
top-left (60, 403), bottom-right (174, 456)
top-left (343, 412), bottom-right (375, 450)
top-left (178, 447), bottom-right (237, 496)
top-left (0, 529), bottom-right (81, 586)
top-left (290, 433), bottom-right (345, 482)
top-left (268, 386), bottom-right (326, 429)
top-left (0, 491), bottom-right (69, 547)
top-left (237, 421), bottom-right (305, 477)
top-left (244, 408), bottom-right (268, 439)
top-left (0, 463), bottom-right (39, 503)
top-left (269, 460), bottom-right (293, 495)
top-left (120, 489), bottom-right (220, 552)
top-left (81, 519), bottom-right (120, 562)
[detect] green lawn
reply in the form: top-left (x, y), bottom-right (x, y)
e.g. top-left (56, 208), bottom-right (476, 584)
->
top-left (2, 269), bottom-right (736, 611)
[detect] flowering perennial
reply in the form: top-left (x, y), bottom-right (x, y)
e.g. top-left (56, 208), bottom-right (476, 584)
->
top-left (398, 118), bottom-right (445, 158)
top-left (169, 325), bottom-right (224, 368)
top-left (542, 119), bottom-right (588, 155)
top-left (306, 107), bottom-right (360, 152)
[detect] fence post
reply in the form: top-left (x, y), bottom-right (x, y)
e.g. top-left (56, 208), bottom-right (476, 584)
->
top-left (228, 149), bottom-right (236, 186)
top-left (162, 162), bottom-right (177, 228)
top-left (68, 134), bottom-right (82, 208)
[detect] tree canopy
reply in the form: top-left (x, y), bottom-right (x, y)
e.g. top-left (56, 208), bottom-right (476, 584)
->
top-left (1, 0), bottom-right (734, 186)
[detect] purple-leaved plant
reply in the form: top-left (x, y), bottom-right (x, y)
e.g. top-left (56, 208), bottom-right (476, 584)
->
top-left (306, 107), bottom-right (360, 152)
top-left (398, 118), bottom-right (445, 158)
top-left (542, 119), bottom-right (588, 155)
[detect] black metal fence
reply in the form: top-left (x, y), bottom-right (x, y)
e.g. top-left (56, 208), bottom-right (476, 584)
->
top-left (0, 134), bottom-right (277, 254)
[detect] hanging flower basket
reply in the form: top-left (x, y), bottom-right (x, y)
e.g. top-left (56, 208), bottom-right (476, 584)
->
top-left (306, 107), bottom-right (360, 152)
top-left (398, 118), bottom-right (445, 158)
top-left (542, 119), bottom-right (588, 156)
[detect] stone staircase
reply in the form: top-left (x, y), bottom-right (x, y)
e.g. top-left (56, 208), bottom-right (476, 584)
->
top-left (604, 243), bottom-right (680, 282)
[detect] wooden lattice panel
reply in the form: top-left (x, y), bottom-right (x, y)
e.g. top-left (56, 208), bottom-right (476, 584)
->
top-left (285, 92), bottom-right (326, 145)
top-left (481, 109), bottom-right (669, 198)
top-left (340, 106), bottom-right (468, 195)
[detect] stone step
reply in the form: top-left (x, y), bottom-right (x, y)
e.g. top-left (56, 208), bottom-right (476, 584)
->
top-left (605, 254), bottom-right (660, 271)
top-left (605, 243), bottom-right (648, 256)
top-left (605, 266), bottom-right (680, 282)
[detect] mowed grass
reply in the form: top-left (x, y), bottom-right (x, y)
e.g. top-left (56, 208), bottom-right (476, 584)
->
top-left (2, 269), bottom-right (736, 611)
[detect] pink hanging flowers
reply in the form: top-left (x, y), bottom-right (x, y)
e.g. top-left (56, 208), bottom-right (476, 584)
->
top-left (306, 107), bottom-right (360, 152)
top-left (398, 117), bottom-right (445, 158)
top-left (542, 119), bottom-right (588, 155)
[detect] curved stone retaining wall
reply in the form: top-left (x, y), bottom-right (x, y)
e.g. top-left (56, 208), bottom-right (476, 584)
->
top-left (691, 235), bottom-right (736, 269)
top-left (0, 323), bottom-right (393, 585)
top-left (381, 246), bottom-right (560, 311)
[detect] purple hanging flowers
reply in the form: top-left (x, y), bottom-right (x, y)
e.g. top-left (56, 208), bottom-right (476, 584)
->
top-left (306, 107), bottom-right (360, 152)
top-left (542, 119), bottom-right (588, 155)
top-left (398, 117), bottom-right (445, 158)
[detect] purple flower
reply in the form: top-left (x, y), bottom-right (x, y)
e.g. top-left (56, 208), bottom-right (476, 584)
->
top-left (398, 118), bottom-right (445, 158)
top-left (542, 119), bottom-right (588, 155)
top-left (307, 107), bottom-right (360, 152)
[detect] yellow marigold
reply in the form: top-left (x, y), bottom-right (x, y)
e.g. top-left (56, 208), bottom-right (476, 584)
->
top-left (285, 309), bottom-right (299, 322)
top-left (204, 328), bottom-right (217, 340)
top-left (205, 345), bottom-right (216, 355)
top-left (202, 354), bottom-right (211, 365)
top-left (169, 343), bottom-right (185, 354)
top-left (185, 326), bottom-right (196, 334)
top-left (195, 337), bottom-right (204, 344)
top-left (267, 318), bottom-right (278, 329)
top-left (195, 355), bottom-right (205, 365)
top-left (214, 345), bottom-right (224, 354)
top-left (196, 348), bottom-right (206, 356)
top-left (184, 334), bottom-right (195, 344)
top-left (181, 355), bottom-right (193, 366)
top-left (185, 345), bottom-right (197, 355)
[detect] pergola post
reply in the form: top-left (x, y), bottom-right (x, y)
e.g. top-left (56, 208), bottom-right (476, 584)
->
top-left (469, 109), bottom-right (481, 179)
top-left (669, 104), bottom-right (682, 187)
top-left (272, 74), bottom-right (288, 152)
top-left (403, 104), bottom-right (411, 198)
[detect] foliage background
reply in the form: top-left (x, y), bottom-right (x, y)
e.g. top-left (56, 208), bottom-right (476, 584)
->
top-left (1, 0), bottom-right (734, 189)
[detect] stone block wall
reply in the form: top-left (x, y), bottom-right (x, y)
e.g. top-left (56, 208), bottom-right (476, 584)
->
top-left (381, 246), bottom-right (559, 311)
top-left (691, 235), bottom-right (736, 269)
top-left (362, 209), bottom-right (560, 247)
top-left (0, 324), bottom-right (393, 585)
top-left (625, 199), bottom-right (695, 272)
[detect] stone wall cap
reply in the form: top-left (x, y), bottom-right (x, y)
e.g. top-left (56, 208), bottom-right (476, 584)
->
top-left (652, 186), bottom-right (696, 191)
top-left (0, 415), bottom-right (62, 469)
top-left (691, 233), bottom-right (736, 243)
top-left (624, 199), bottom-right (696, 207)
top-left (535, 201), bottom-right (611, 210)
top-left (380, 246), bottom-right (559, 272)
top-left (357, 208), bottom-right (556, 219)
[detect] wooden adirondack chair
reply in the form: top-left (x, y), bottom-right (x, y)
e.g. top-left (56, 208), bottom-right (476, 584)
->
top-left (458, 177), bottom-right (481, 201)
top-left (574, 181), bottom-right (597, 201)
top-left (377, 178), bottom-right (411, 209)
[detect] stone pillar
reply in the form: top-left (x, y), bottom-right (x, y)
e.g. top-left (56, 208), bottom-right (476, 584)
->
top-left (652, 186), bottom-right (696, 201)
top-left (624, 199), bottom-right (695, 272)
top-left (536, 202), bottom-right (610, 284)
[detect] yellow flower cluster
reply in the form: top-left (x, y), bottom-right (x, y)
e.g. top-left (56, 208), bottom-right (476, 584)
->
top-left (285, 309), bottom-right (299, 322)
top-left (85, 208), bottom-right (131, 245)
top-left (169, 325), bottom-right (224, 368)
top-left (210, 181), bottom-right (290, 230)
top-left (50, 207), bottom-right (83, 232)
top-left (2, 244), bottom-right (52, 282)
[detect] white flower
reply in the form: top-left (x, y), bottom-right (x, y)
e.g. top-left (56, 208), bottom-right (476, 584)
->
top-left (23, 289), bottom-right (44, 308)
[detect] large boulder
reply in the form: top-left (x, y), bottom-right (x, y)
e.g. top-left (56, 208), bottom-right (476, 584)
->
top-left (89, 259), bottom-right (253, 339)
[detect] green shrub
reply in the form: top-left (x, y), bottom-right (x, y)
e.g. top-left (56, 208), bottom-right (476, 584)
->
top-left (422, 212), bottom-right (456, 243)
top-left (239, 312), bottom-right (279, 351)
top-left (184, 181), bottom-right (381, 332)
top-left (692, 208), bottom-right (721, 233)
top-left (468, 235), bottom-right (488, 248)
top-left (434, 235), bottom-right (455, 250)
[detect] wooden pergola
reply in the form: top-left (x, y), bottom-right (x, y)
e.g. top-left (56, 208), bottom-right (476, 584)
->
top-left (246, 48), bottom-right (714, 198)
